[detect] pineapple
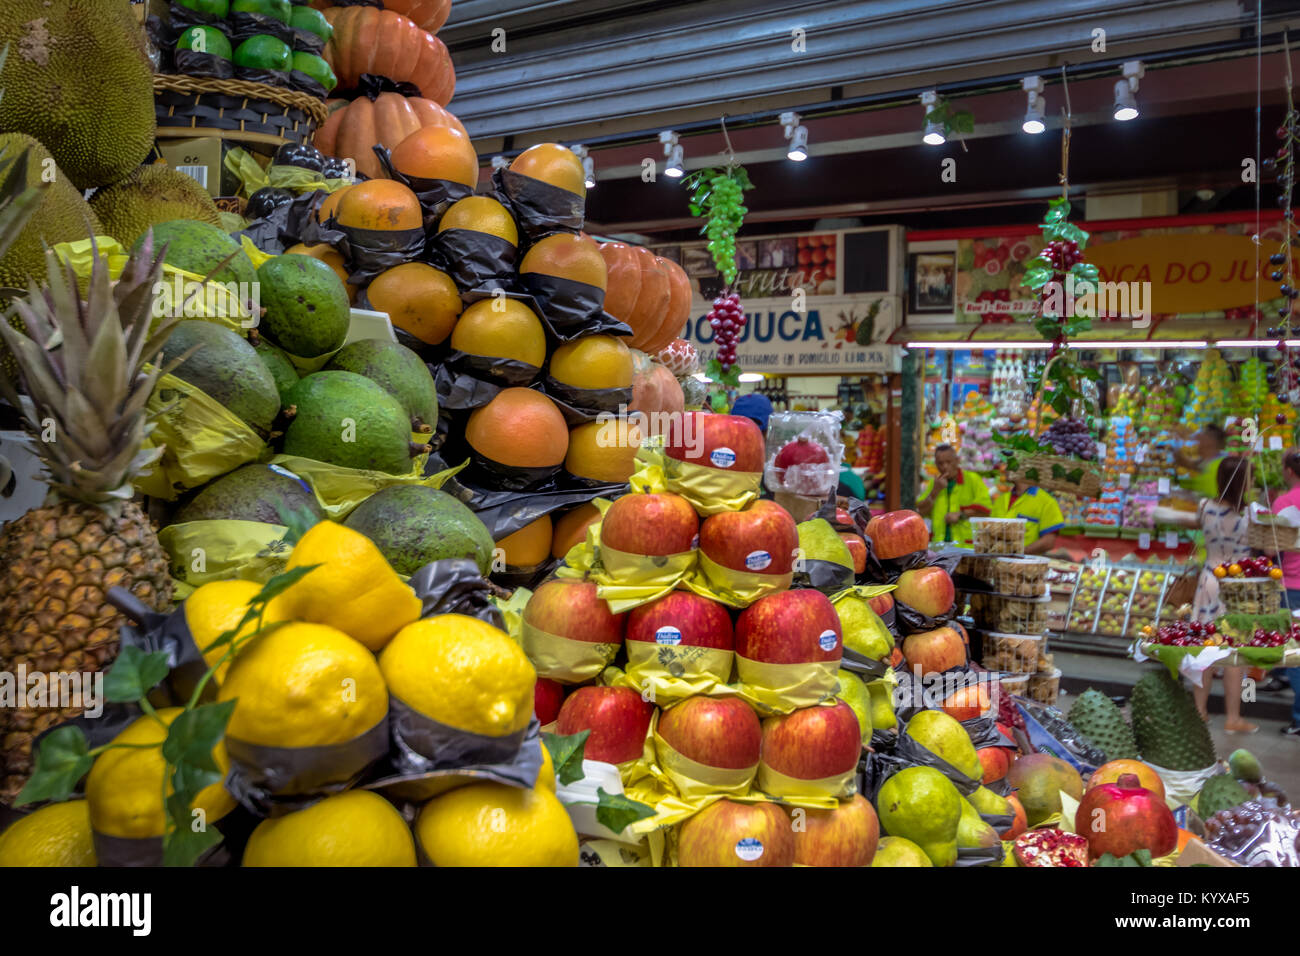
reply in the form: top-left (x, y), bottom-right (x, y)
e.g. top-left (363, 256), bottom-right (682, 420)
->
top-left (0, 184), bottom-right (182, 801)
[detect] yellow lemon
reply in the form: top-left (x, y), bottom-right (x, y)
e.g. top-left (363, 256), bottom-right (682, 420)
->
top-left (242, 791), bottom-right (416, 867)
top-left (437, 195), bottom-right (519, 246)
top-left (0, 801), bottom-right (96, 866)
top-left (280, 521), bottom-right (422, 651)
top-left (183, 579), bottom-right (291, 685)
top-left (86, 709), bottom-right (237, 839)
top-left (449, 298), bottom-right (547, 368)
top-left (536, 740), bottom-right (555, 791)
top-left (548, 334), bottom-right (633, 389)
top-left (415, 781), bottom-right (577, 866)
top-left (218, 621), bottom-right (388, 749)
top-left (379, 615), bottom-right (535, 737)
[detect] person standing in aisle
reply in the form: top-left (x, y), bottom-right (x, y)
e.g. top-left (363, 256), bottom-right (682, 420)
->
top-left (730, 393), bottom-right (772, 435)
top-left (991, 477), bottom-right (1065, 555)
top-left (1157, 456), bottom-right (1258, 734)
top-left (1176, 424), bottom-right (1228, 499)
top-left (1271, 451), bottom-right (1300, 738)
top-left (918, 444), bottom-right (991, 548)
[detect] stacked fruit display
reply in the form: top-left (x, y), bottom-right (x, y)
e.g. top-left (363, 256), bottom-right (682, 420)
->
top-left (1180, 348), bottom-right (1233, 426)
top-left (1041, 416), bottom-right (1097, 460)
top-left (1146, 619), bottom-right (1298, 649)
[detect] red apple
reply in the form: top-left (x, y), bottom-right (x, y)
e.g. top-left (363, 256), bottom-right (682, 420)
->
top-left (792, 793), bottom-right (880, 866)
top-left (865, 509), bottom-right (929, 560)
top-left (866, 592), bottom-right (895, 617)
top-left (665, 411), bottom-right (765, 473)
top-left (976, 746), bottom-right (1013, 784)
top-left (894, 566), bottom-right (955, 618)
top-left (657, 696), bottom-right (761, 770)
top-left (834, 507), bottom-right (854, 527)
top-left (699, 499), bottom-right (798, 576)
top-left (839, 533), bottom-right (867, 574)
top-left (523, 578), bottom-right (625, 644)
top-left (759, 701), bottom-right (861, 783)
top-left (678, 799), bottom-right (794, 867)
top-left (735, 589), bottom-right (842, 664)
top-left (1075, 774), bottom-right (1178, 860)
top-left (555, 686), bottom-right (654, 764)
top-left (900, 625), bottom-right (966, 676)
top-left (626, 592), bottom-right (733, 650)
top-left (534, 678), bottom-right (565, 725)
top-left (600, 492), bottom-right (699, 556)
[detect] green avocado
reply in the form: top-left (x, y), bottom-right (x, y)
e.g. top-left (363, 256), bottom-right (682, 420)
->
top-left (160, 320), bottom-right (280, 435)
top-left (133, 219), bottom-right (256, 289)
top-left (325, 339), bottom-right (437, 429)
top-left (173, 463), bottom-right (324, 525)
top-left (281, 371), bottom-right (414, 474)
top-left (252, 337), bottom-right (300, 404)
top-left (344, 484), bottom-right (495, 576)
top-left (231, 0), bottom-right (291, 24)
top-left (257, 253), bottom-right (351, 358)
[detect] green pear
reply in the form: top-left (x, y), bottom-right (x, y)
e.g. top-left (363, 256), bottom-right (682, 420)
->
top-left (870, 836), bottom-right (933, 867)
top-left (1228, 749), bottom-right (1262, 783)
top-left (956, 796), bottom-right (1000, 849)
top-left (836, 592), bottom-right (894, 661)
top-left (866, 678), bottom-right (897, 730)
top-left (904, 709), bottom-right (982, 780)
top-left (876, 766), bottom-right (962, 867)
top-left (835, 669), bottom-right (873, 743)
top-left (967, 785), bottom-right (1011, 818)
top-left (797, 518), bottom-right (854, 569)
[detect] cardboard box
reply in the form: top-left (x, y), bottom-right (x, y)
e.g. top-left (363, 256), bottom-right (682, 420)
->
top-left (156, 137), bottom-right (231, 199)
top-left (1175, 838), bottom-right (1241, 867)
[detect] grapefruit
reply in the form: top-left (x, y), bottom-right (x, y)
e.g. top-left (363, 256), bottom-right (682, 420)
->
top-left (336, 179), bottom-right (422, 231)
top-left (551, 503), bottom-right (600, 558)
top-left (520, 233), bottom-right (606, 290)
top-left (565, 418), bottom-right (642, 482)
top-left (548, 334), bottom-right (633, 390)
top-left (390, 125), bottom-right (479, 187)
top-left (509, 143), bottom-right (586, 197)
top-left (466, 388), bottom-right (568, 468)
top-left (366, 262), bottom-right (462, 345)
top-left (438, 196), bottom-right (518, 245)
top-left (450, 299), bottom-right (547, 367)
top-left (496, 515), bottom-right (553, 567)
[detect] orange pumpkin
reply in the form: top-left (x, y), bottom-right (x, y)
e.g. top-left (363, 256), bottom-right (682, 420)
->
top-left (312, 0), bottom-right (452, 33)
top-left (598, 242), bottom-right (641, 321)
top-left (322, 7), bottom-right (455, 105)
top-left (314, 93), bottom-right (467, 181)
top-left (645, 256), bottom-right (692, 354)
top-left (628, 351), bottom-right (684, 434)
top-left (600, 243), bottom-right (672, 350)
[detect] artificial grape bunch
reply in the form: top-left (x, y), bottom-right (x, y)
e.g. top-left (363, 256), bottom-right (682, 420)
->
top-left (708, 292), bottom-right (746, 372)
top-left (685, 164), bottom-right (753, 286)
top-left (1042, 416), bottom-right (1097, 459)
top-left (1263, 96), bottom-right (1300, 411)
top-left (1041, 239), bottom-right (1084, 271)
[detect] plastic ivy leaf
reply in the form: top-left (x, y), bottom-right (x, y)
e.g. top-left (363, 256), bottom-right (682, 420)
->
top-left (950, 110), bottom-right (975, 134)
top-left (103, 644), bottom-right (172, 704)
top-left (1022, 264), bottom-right (1055, 290)
top-left (163, 822), bottom-right (223, 868)
top-left (161, 700), bottom-right (235, 773)
top-left (13, 725), bottom-right (93, 806)
top-left (249, 563), bottom-right (318, 606)
top-left (1072, 262), bottom-right (1100, 282)
top-left (594, 788), bottom-right (656, 834)
top-left (542, 729), bottom-right (590, 786)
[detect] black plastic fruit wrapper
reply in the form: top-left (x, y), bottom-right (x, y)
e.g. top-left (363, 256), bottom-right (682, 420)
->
top-left (954, 843), bottom-right (1005, 867)
top-left (518, 271), bottom-right (633, 342)
top-left (227, 10), bottom-right (295, 46)
top-left (366, 717), bottom-right (544, 805)
top-left (890, 713), bottom-right (983, 796)
top-left (223, 717), bottom-right (390, 817)
top-left (857, 744), bottom-right (910, 805)
top-left (838, 644), bottom-right (889, 680)
top-left (463, 447), bottom-right (563, 492)
top-left (288, 69), bottom-right (330, 100)
top-left (792, 558), bottom-right (856, 595)
top-left (887, 552), bottom-right (965, 635)
top-left (492, 167), bottom-right (584, 241)
top-left (891, 664), bottom-right (973, 724)
top-left (235, 190), bottom-right (332, 254)
top-left (371, 145), bottom-right (475, 232)
top-left (336, 71), bottom-right (423, 103)
top-left (962, 713), bottom-right (1015, 796)
top-left (491, 560), bottom-right (556, 592)
top-left (1017, 698), bottom-right (1104, 776)
top-left (434, 353), bottom-right (541, 412)
top-left (476, 481), bottom-right (623, 539)
top-left (233, 66), bottom-right (293, 90)
top-left (541, 376), bottom-right (633, 426)
top-left (429, 227), bottom-right (518, 292)
top-left (307, 215), bottom-right (426, 285)
top-left (171, 48), bottom-right (236, 80)
top-left (290, 25), bottom-right (328, 56)
top-left (106, 586), bottom-right (218, 706)
top-left (408, 557), bottom-right (504, 628)
top-left (93, 830), bottom-right (230, 869)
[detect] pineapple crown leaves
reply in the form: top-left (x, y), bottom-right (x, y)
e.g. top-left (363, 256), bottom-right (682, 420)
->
top-left (0, 231), bottom-right (187, 505)
top-left (0, 145), bottom-right (48, 265)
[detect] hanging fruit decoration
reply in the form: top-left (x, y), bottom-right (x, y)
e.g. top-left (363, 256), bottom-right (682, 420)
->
top-left (1263, 46), bottom-right (1300, 417)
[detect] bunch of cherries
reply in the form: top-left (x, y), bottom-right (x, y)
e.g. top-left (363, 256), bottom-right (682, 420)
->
top-left (1040, 239), bottom-right (1085, 271)
top-left (708, 292), bottom-right (746, 372)
top-left (1212, 557), bottom-right (1283, 580)
top-left (1150, 620), bottom-right (1297, 648)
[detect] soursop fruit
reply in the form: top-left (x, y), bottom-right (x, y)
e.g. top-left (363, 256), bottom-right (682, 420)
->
top-left (1197, 773), bottom-right (1250, 818)
top-left (1067, 688), bottom-right (1139, 762)
top-left (1130, 670), bottom-right (1216, 771)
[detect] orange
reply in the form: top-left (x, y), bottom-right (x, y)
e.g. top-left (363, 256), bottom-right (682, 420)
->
top-left (285, 243), bottom-right (355, 299)
top-left (551, 503), bottom-right (600, 558)
top-left (509, 143), bottom-right (586, 197)
top-left (390, 125), bottom-right (480, 188)
top-left (466, 388), bottom-right (568, 468)
top-left (366, 262), bottom-right (462, 345)
top-left (316, 184), bottom-right (352, 223)
top-left (438, 196), bottom-right (518, 245)
top-left (548, 334), bottom-right (632, 390)
top-left (564, 418), bottom-right (641, 482)
top-left (520, 233), bottom-right (606, 290)
top-left (496, 515), bottom-right (553, 567)
top-left (336, 179), bottom-right (422, 231)
top-left (450, 298), bottom-right (547, 367)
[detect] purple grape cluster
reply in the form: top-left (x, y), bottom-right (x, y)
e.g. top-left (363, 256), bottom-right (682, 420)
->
top-left (709, 292), bottom-right (746, 371)
top-left (1043, 417), bottom-right (1096, 459)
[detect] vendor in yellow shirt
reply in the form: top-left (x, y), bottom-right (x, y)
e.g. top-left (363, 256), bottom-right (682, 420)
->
top-left (1175, 424), bottom-right (1227, 499)
top-left (992, 477), bottom-right (1065, 554)
top-left (919, 444), bottom-right (991, 548)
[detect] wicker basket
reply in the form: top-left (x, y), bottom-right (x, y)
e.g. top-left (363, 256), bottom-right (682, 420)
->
top-left (1010, 453), bottom-right (1103, 498)
top-left (153, 74), bottom-right (329, 148)
top-left (1247, 519), bottom-right (1300, 554)
top-left (1219, 577), bottom-right (1284, 615)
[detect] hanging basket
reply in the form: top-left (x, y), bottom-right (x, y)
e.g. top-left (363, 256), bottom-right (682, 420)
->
top-left (153, 74), bottom-right (329, 148)
top-left (1008, 353), bottom-right (1103, 498)
top-left (1246, 519), bottom-right (1300, 553)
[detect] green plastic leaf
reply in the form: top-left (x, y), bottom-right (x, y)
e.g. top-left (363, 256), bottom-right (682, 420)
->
top-left (13, 725), bottom-right (93, 806)
top-left (951, 110), bottom-right (975, 134)
top-left (1022, 264), bottom-right (1055, 290)
top-left (275, 504), bottom-right (321, 546)
top-left (163, 823), bottom-right (222, 868)
top-left (1072, 262), bottom-right (1100, 282)
top-left (103, 645), bottom-right (172, 703)
top-left (542, 730), bottom-right (590, 786)
top-left (161, 700), bottom-right (235, 773)
top-left (595, 788), bottom-right (656, 834)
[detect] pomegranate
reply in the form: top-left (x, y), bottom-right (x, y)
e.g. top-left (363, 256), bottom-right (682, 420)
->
top-left (1013, 828), bottom-right (1089, 867)
top-left (772, 436), bottom-right (834, 496)
top-left (1074, 773), bottom-right (1178, 860)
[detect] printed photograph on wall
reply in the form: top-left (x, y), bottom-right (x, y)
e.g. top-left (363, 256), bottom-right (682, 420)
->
top-left (909, 251), bottom-right (956, 313)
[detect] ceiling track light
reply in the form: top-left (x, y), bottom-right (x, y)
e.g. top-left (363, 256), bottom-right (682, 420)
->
top-left (1021, 76), bottom-right (1045, 134)
top-left (571, 144), bottom-right (595, 188)
top-left (1113, 60), bottom-right (1144, 121)
top-left (779, 110), bottom-right (808, 161)
top-left (659, 130), bottom-right (684, 178)
top-left (919, 90), bottom-right (945, 146)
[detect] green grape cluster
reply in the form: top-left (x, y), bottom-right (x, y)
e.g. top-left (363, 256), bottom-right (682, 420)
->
top-left (704, 172), bottom-right (746, 282)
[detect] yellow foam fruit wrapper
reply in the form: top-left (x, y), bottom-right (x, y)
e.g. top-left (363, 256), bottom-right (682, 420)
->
top-left (280, 520), bottom-right (421, 650)
top-left (0, 801), bottom-right (96, 867)
top-left (243, 791), bottom-right (416, 867)
top-left (218, 622), bottom-right (389, 749)
top-left (379, 614), bottom-right (536, 738)
top-left (86, 709), bottom-right (236, 839)
top-left (416, 780), bottom-right (579, 866)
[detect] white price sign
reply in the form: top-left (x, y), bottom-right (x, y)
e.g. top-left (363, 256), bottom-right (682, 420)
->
top-left (1271, 436), bottom-right (1284, 450)
top-left (1158, 477), bottom-right (1170, 494)
top-left (1139, 532), bottom-right (1151, 550)
top-left (1165, 530), bottom-right (1179, 549)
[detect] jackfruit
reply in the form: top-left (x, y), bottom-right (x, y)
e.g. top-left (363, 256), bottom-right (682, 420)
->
top-left (0, 1), bottom-right (155, 189)
top-left (90, 165), bottom-right (222, 246)
top-left (1066, 688), bottom-right (1138, 762)
top-left (1196, 773), bottom-right (1250, 818)
top-left (1130, 669), bottom-right (1217, 771)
